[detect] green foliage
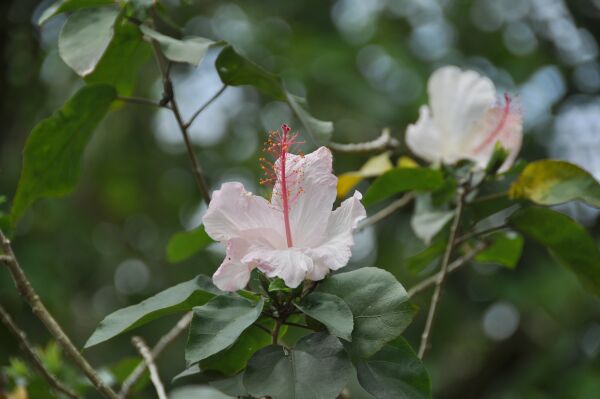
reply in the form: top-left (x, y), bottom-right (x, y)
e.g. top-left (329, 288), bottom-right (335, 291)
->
top-left (406, 239), bottom-right (446, 274)
top-left (296, 292), bottom-right (354, 341)
top-left (356, 338), bottom-right (431, 399)
top-left (170, 385), bottom-right (234, 399)
top-left (166, 225), bottom-right (214, 263)
top-left (185, 295), bottom-right (264, 365)
top-left (38, 0), bottom-right (115, 25)
top-left (11, 84), bottom-right (116, 225)
top-left (363, 167), bottom-right (444, 206)
top-left (140, 26), bottom-right (215, 66)
top-left (243, 333), bottom-right (353, 399)
top-left (85, 275), bottom-right (218, 348)
top-left (318, 267), bottom-right (416, 358)
top-left (58, 7), bottom-right (120, 76)
top-left (510, 160), bottom-right (600, 208)
top-left (475, 231), bottom-right (524, 269)
top-left (215, 46), bottom-right (333, 144)
top-left (509, 207), bottom-right (600, 296)
top-left (411, 194), bottom-right (453, 244)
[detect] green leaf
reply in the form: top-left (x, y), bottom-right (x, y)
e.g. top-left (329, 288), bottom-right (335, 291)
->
top-left (210, 373), bottom-right (248, 397)
top-left (85, 17), bottom-right (152, 95)
top-left (363, 167), bottom-right (444, 206)
top-left (243, 333), bottom-right (353, 399)
top-left (199, 324), bottom-right (271, 375)
top-left (411, 194), bottom-right (453, 244)
top-left (166, 225), bottom-right (214, 263)
top-left (215, 46), bottom-right (332, 144)
top-left (38, 0), bottom-right (115, 25)
top-left (170, 385), bottom-right (234, 399)
top-left (356, 338), bottom-right (432, 399)
top-left (406, 239), bottom-right (446, 274)
top-left (140, 25), bottom-right (215, 66)
top-left (85, 275), bottom-right (218, 348)
top-left (295, 292), bottom-right (354, 341)
top-left (318, 267), bottom-right (416, 358)
top-left (508, 207), bottom-right (600, 295)
top-left (186, 296), bottom-right (264, 365)
top-left (10, 84), bottom-right (116, 225)
top-left (509, 160), bottom-right (600, 208)
top-left (475, 231), bottom-right (524, 269)
top-left (216, 45), bottom-right (285, 100)
top-left (59, 7), bottom-right (120, 76)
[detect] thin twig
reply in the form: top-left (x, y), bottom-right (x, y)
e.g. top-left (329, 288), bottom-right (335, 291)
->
top-left (357, 193), bottom-right (414, 231)
top-left (185, 84), bottom-right (227, 128)
top-left (407, 242), bottom-right (488, 298)
top-left (117, 96), bottom-right (166, 108)
top-left (0, 304), bottom-right (80, 399)
top-left (253, 322), bottom-right (272, 335)
top-left (272, 319), bottom-right (282, 345)
top-left (131, 337), bottom-right (167, 399)
top-left (418, 186), bottom-right (467, 359)
top-left (283, 321), bottom-right (316, 331)
top-left (0, 230), bottom-right (119, 399)
top-left (119, 312), bottom-right (193, 398)
top-left (329, 128), bottom-right (399, 153)
top-left (455, 224), bottom-right (509, 246)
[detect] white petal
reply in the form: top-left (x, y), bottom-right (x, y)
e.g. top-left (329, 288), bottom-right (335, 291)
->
top-left (243, 247), bottom-right (312, 288)
top-left (212, 239), bottom-right (253, 292)
top-left (203, 182), bottom-right (283, 246)
top-left (428, 66), bottom-right (496, 158)
top-left (306, 191), bottom-right (367, 274)
top-left (406, 105), bottom-right (445, 164)
top-left (272, 147), bottom-right (338, 248)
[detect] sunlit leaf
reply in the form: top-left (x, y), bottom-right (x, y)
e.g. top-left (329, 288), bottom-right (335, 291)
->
top-left (186, 296), bottom-right (264, 365)
top-left (243, 333), bottom-right (353, 399)
top-left (411, 194), bottom-right (453, 244)
top-left (286, 92), bottom-right (333, 145)
top-left (38, 0), bottom-right (115, 25)
top-left (475, 231), bottom-right (524, 269)
top-left (337, 152), bottom-right (393, 198)
top-left (509, 160), bottom-right (600, 208)
top-left (140, 25), bottom-right (215, 66)
top-left (11, 84), bottom-right (116, 225)
top-left (85, 275), bottom-right (218, 348)
top-left (318, 267), bottom-right (416, 358)
top-left (166, 225), bottom-right (214, 263)
top-left (509, 207), bottom-right (600, 296)
top-left (296, 292), bottom-right (354, 341)
top-left (363, 167), bottom-right (444, 206)
top-left (58, 7), bottom-right (120, 76)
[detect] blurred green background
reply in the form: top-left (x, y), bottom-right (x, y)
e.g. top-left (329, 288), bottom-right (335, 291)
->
top-left (2, 0), bottom-right (600, 397)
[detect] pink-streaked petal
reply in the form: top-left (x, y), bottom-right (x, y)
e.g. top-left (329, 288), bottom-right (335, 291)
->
top-left (272, 147), bottom-right (338, 248)
top-left (243, 248), bottom-right (313, 288)
top-left (203, 182), bottom-right (282, 243)
top-left (212, 239), bottom-right (254, 292)
top-left (306, 191), bottom-right (366, 273)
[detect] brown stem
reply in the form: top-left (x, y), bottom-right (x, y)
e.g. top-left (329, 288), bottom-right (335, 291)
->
top-left (118, 312), bottom-right (193, 398)
top-left (185, 84), bottom-right (227, 128)
top-left (131, 337), bottom-right (167, 399)
top-left (0, 230), bottom-right (119, 399)
top-left (418, 186), bottom-right (466, 359)
top-left (272, 319), bottom-right (282, 345)
top-left (0, 304), bottom-right (80, 399)
top-left (283, 321), bottom-right (315, 331)
top-left (117, 95), bottom-right (166, 108)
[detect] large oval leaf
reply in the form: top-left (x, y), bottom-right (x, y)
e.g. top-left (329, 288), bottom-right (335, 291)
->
top-left (39, 0), bottom-right (115, 25)
top-left (318, 267), bottom-right (417, 358)
top-left (59, 7), bottom-right (119, 76)
top-left (508, 207), bottom-right (600, 296)
top-left (296, 292), bottom-right (354, 341)
top-left (185, 296), bottom-right (264, 365)
top-left (243, 333), bottom-right (353, 399)
top-left (85, 275), bottom-right (218, 348)
top-left (140, 25), bottom-right (215, 66)
top-left (509, 160), bottom-right (600, 208)
top-left (363, 168), bottom-right (444, 206)
top-left (166, 225), bottom-right (214, 263)
top-left (356, 338), bottom-right (431, 399)
top-left (11, 84), bottom-right (116, 225)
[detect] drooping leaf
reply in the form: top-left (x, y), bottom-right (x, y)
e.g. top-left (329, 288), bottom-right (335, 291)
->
top-left (199, 323), bottom-right (271, 375)
top-left (58, 7), bottom-right (120, 76)
top-left (509, 160), bottom-right (600, 208)
top-left (243, 333), bottom-right (353, 399)
top-left (140, 25), bottom-right (215, 66)
top-left (85, 275), bottom-right (218, 348)
top-left (318, 267), bottom-right (416, 358)
top-left (166, 225), bottom-right (214, 263)
top-left (85, 17), bottom-right (152, 95)
top-left (210, 372), bottom-right (248, 397)
top-left (475, 231), bottom-right (524, 269)
top-left (363, 167), bottom-right (444, 206)
top-left (337, 152), bottom-right (393, 198)
top-left (356, 338), bottom-right (431, 399)
top-left (38, 0), bottom-right (115, 25)
top-left (296, 292), bottom-right (354, 341)
top-left (508, 207), bottom-right (600, 295)
top-left (411, 194), bottom-right (453, 244)
top-left (11, 84), bottom-right (116, 225)
top-left (215, 45), bottom-right (332, 144)
top-left (185, 296), bottom-right (264, 365)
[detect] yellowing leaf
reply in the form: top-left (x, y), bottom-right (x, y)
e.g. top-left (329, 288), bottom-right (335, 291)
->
top-left (337, 152), bottom-right (393, 198)
top-left (8, 386), bottom-right (28, 399)
top-left (397, 156), bottom-right (418, 168)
